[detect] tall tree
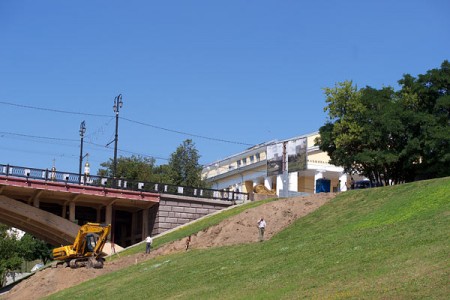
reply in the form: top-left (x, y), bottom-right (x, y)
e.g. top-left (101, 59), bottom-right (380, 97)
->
top-left (398, 60), bottom-right (450, 179)
top-left (317, 60), bottom-right (450, 184)
top-left (0, 225), bottom-right (23, 287)
top-left (97, 155), bottom-right (157, 182)
top-left (19, 234), bottom-right (52, 265)
top-left (168, 139), bottom-right (206, 187)
top-left (317, 81), bottom-right (368, 176)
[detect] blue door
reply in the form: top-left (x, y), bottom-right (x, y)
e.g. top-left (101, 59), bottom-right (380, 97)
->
top-left (316, 178), bottom-right (331, 193)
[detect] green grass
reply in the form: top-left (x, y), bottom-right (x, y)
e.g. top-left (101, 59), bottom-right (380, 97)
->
top-left (48, 178), bottom-right (449, 299)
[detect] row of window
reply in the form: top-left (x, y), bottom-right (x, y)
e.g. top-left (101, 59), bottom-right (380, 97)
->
top-left (229, 153), bottom-right (261, 170)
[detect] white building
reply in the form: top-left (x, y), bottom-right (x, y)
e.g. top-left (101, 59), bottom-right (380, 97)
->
top-left (202, 132), bottom-right (361, 198)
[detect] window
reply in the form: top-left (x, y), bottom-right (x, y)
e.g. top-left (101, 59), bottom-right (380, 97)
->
top-left (250, 155), bottom-right (254, 163)
top-left (237, 160), bottom-right (241, 167)
top-left (242, 158), bottom-right (247, 164)
top-left (256, 153), bottom-right (260, 161)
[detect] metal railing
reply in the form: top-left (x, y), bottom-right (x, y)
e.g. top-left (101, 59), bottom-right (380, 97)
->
top-left (0, 163), bottom-right (249, 202)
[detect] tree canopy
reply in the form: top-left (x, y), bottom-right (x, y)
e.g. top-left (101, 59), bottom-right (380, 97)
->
top-left (167, 139), bottom-right (206, 187)
top-left (19, 233), bottom-right (52, 265)
top-left (97, 139), bottom-right (207, 188)
top-left (316, 60), bottom-right (450, 184)
top-left (0, 225), bottom-right (22, 287)
top-left (0, 226), bottom-right (52, 287)
top-left (98, 155), bottom-right (159, 182)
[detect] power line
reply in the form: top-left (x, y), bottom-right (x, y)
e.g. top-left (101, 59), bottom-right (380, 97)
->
top-left (0, 100), bottom-right (254, 146)
top-left (121, 117), bottom-right (253, 146)
top-left (85, 141), bottom-right (169, 161)
top-left (0, 145), bottom-right (107, 166)
top-left (0, 101), bottom-right (111, 118)
top-left (0, 131), bottom-right (78, 142)
top-left (0, 145), bottom-right (78, 160)
top-left (0, 131), bottom-right (169, 162)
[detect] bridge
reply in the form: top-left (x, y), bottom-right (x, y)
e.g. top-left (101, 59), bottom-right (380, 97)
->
top-left (0, 163), bottom-right (249, 248)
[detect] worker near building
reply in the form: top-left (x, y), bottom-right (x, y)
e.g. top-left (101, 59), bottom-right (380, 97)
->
top-left (257, 217), bottom-right (266, 242)
top-left (145, 235), bottom-right (153, 254)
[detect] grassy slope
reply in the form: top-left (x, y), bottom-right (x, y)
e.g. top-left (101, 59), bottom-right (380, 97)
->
top-left (48, 178), bottom-right (449, 299)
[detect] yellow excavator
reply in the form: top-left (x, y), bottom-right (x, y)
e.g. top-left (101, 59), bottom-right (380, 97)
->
top-left (52, 222), bottom-right (111, 269)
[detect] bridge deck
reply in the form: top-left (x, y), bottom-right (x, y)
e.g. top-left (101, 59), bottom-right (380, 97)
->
top-left (0, 176), bottom-right (160, 246)
top-left (0, 175), bottom-right (159, 212)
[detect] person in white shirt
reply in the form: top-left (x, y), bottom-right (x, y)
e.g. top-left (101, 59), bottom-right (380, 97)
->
top-left (145, 235), bottom-right (153, 254)
top-left (257, 217), bottom-right (266, 242)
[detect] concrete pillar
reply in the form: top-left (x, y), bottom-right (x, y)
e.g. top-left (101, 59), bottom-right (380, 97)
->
top-left (69, 202), bottom-right (76, 223)
top-left (339, 173), bottom-right (348, 192)
top-left (264, 177), bottom-right (272, 190)
top-left (105, 204), bottom-right (113, 241)
top-left (142, 208), bottom-right (149, 240)
top-left (131, 212), bottom-right (138, 244)
top-left (276, 175), bottom-right (283, 196)
top-left (289, 172), bottom-right (298, 192)
top-left (96, 207), bottom-right (101, 223)
top-left (33, 197), bottom-right (39, 208)
top-left (62, 204), bottom-right (67, 219)
top-left (105, 204), bottom-right (113, 226)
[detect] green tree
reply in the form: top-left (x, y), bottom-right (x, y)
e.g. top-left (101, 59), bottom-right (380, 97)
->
top-left (0, 225), bottom-right (23, 287)
top-left (98, 155), bottom-right (157, 182)
top-left (398, 60), bottom-right (450, 179)
top-left (317, 61), bottom-right (450, 184)
top-left (152, 164), bottom-right (172, 183)
top-left (317, 81), bottom-right (370, 178)
top-left (97, 143), bottom-right (208, 188)
top-left (19, 233), bottom-right (52, 265)
top-left (168, 139), bottom-right (206, 187)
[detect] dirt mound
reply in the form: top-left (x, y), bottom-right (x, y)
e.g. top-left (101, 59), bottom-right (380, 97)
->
top-left (2, 193), bottom-right (335, 300)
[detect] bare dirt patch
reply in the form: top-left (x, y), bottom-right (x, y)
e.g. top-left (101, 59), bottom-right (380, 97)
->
top-left (2, 193), bottom-right (335, 300)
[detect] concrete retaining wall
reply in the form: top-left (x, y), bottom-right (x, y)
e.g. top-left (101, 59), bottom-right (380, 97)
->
top-left (150, 194), bottom-right (233, 235)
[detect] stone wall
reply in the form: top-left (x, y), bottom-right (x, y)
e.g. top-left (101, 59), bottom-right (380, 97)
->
top-left (150, 194), bottom-right (233, 235)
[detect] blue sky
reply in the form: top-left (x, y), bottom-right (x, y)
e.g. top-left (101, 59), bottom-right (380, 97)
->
top-left (0, 0), bottom-right (449, 175)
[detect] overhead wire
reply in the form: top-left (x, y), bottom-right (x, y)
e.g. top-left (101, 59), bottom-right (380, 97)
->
top-left (120, 117), bottom-right (253, 146)
top-left (0, 100), bottom-right (253, 169)
top-left (85, 141), bottom-right (169, 161)
top-left (0, 131), bottom-right (78, 142)
top-left (0, 101), bottom-right (254, 146)
top-left (0, 130), bottom-right (170, 162)
top-left (0, 101), bottom-right (111, 118)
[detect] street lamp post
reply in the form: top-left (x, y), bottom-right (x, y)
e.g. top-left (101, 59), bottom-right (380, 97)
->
top-left (112, 94), bottom-right (123, 187)
top-left (78, 121), bottom-right (86, 184)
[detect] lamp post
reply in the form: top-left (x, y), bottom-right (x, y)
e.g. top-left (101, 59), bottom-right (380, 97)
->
top-left (78, 121), bottom-right (86, 184)
top-left (112, 94), bottom-right (123, 187)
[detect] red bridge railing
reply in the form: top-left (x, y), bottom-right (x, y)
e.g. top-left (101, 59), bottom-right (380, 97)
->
top-left (0, 163), bottom-right (248, 202)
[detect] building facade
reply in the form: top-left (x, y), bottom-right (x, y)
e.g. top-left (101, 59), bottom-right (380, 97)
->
top-left (202, 132), bottom-right (362, 198)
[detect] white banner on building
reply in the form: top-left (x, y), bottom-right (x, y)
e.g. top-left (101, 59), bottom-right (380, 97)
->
top-left (287, 137), bottom-right (307, 173)
top-left (266, 143), bottom-right (283, 176)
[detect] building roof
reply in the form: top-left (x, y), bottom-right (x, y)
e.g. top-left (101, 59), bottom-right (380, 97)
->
top-left (203, 131), bottom-right (318, 168)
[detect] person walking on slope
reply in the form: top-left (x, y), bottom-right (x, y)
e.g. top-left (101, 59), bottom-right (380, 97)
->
top-left (185, 235), bottom-right (192, 251)
top-left (145, 235), bottom-right (153, 254)
top-left (257, 217), bottom-right (266, 242)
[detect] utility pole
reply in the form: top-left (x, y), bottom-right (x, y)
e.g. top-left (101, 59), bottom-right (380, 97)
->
top-left (78, 121), bottom-right (86, 184)
top-left (112, 94), bottom-right (123, 188)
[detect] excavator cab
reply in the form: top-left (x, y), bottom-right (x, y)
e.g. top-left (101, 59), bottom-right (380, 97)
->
top-left (85, 233), bottom-right (97, 253)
